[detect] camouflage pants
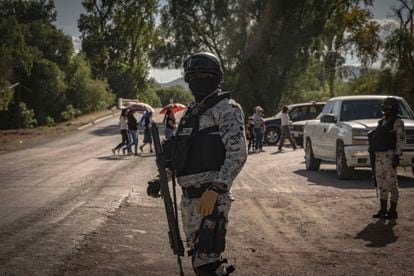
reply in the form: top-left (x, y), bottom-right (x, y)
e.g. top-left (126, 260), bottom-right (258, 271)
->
top-left (375, 151), bottom-right (399, 202)
top-left (180, 192), bottom-right (232, 269)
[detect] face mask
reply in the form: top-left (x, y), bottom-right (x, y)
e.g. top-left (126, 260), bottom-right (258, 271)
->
top-left (382, 109), bottom-right (392, 117)
top-left (189, 78), bottom-right (219, 102)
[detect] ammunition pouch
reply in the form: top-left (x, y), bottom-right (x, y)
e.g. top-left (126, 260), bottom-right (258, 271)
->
top-left (162, 136), bottom-right (190, 171)
top-left (162, 126), bottom-right (225, 176)
top-left (196, 210), bottom-right (227, 254)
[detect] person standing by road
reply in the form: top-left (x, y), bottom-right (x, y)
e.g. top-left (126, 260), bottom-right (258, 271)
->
top-left (148, 52), bottom-right (247, 275)
top-left (253, 106), bottom-right (265, 152)
top-left (139, 112), bottom-right (153, 153)
top-left (127, 110), bottom-right (139, 155)
top-left (370, 97), bottom-right (405, 220)
top-left (164, 109), bottom-right (177, 140)
top-left (277, 106), bottom-right (297, 152)
top-left (246, 116), bottom-right (255, 153)
top-left (112, 109), bottom-right (129, 155)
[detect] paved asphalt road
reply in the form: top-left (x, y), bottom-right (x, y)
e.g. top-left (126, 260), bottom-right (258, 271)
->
top-left (1, 115), bottom-right (413, 275)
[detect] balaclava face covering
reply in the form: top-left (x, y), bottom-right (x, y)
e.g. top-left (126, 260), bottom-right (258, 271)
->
top-left (189, 77), bottom-right (219, 102)
top-left (382, 103), bottom-right (398, 118)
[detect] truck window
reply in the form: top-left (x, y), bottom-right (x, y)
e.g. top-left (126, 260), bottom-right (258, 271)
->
top-left (317, 101), bottom-right (334, 119)
top-left (289, 107), bottom-right (307, 121)
top-left (332, 101), bottom-right (341, 117)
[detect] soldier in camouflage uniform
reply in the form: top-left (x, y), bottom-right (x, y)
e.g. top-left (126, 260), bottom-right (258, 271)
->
top-left (371, 97), bottom-right (405, 220)
top-left (168, 52), bottom-right (247, 275)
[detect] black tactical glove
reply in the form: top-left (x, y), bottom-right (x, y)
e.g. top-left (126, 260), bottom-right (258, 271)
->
top-left (392, 155), bottom-right (400, 169)
top-left (147, 177), bottom-right (161, 198)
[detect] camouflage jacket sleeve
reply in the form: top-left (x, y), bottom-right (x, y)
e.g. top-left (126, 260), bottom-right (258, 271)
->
top-left (393, 118), bottom-right (405, 156)
top-left (214, 99), bottom-right (248, 190)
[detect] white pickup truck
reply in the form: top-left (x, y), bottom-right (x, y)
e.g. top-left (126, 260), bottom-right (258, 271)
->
top-left (303, 95), bottom-right (414, 179)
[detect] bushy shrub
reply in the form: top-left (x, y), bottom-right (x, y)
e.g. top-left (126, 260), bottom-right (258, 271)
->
top-left (19, 102), bottom-right (37, 128)
top-left (60, 105), bottom-right (81, 121)
top-left (46, 115), bottom-right (55, 127)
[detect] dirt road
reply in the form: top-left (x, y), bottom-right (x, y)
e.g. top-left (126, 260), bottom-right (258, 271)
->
top-left (1, 116), bottom-right (413, 275)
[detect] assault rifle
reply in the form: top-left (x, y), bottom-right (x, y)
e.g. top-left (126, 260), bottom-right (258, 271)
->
top-left (368, 130), bottom-right (378, 198)
top-left (150, 122), bottom-right (185, 276)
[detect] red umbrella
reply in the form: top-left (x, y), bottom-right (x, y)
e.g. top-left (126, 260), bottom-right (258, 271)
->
top-left (126, 102), bottom-right (154, 113)
top-left (160, 103), bottom-right (187, 114)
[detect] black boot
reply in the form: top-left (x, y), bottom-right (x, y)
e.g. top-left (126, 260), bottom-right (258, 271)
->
top-left (193, 259), bottom-right (235, 276)
top-left (372, 199), bottom-right (388, 219)
top-left (388, 201), bottom-right (398, 220)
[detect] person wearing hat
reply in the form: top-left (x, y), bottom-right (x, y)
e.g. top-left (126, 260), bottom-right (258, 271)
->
top-left (252, 106), bottom-right (265, 152)
top-left (370, 97), bottom-right (405, 220)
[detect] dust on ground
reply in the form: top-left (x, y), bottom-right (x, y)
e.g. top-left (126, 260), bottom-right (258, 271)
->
top-left (61, 149), bottom-right (414, 276)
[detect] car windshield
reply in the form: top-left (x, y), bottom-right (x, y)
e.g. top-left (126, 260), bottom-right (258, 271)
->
top-left (340, 99), bottom-right (413, 121)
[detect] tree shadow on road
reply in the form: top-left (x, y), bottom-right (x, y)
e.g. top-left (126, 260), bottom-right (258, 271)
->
top-left (294, 169), bottom-right (414, 190)
top-left (354, 220), bottom-right (398, 247)
top-left (89, 124), bottom-right (119, 136)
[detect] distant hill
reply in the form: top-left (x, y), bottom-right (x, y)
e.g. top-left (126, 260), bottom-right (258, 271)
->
top-left (159, 77), bottom-right (189, 90)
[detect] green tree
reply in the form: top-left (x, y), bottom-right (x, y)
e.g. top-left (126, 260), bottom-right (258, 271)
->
top-left (65, 55), bottom-right (115, 113)
top-left (0, 17), bottom-right (34, 110)
top-left (79, 0), bottom-right (160, 99)
top-left (316, 1), bottom-right (381, 98)
top-left (0, 0), bottom-right (74, 127)
top-left (21, 59), bottom-right (67, 125)
top-left (157, 0), bottom-right (244, 77)
top-left (155, 85), bottom-right (194, 107)
top-left (382, 0), bottom-right (414, 107)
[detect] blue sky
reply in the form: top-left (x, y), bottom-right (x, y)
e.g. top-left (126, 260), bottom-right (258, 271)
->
top-left (54, 0), bottom-right (399, 83)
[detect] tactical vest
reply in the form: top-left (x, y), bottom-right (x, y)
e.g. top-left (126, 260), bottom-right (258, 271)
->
top-left (372, 116), bottom-right (399, 152)
top-left (163, 92), bottom-right (231, 177)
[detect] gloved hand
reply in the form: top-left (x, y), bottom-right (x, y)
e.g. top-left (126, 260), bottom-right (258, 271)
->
top-left (197, 190), bottom-right (219, 217)
top-left (147, 177), bottom-right (161, 198)
top-left (392, 155), bottom-right (400, 169)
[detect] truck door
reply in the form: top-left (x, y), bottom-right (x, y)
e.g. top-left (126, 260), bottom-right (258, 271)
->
top-left (323, 101), bottom-right (341, 160)
top-left (312, 101), bottom-right (334, 157)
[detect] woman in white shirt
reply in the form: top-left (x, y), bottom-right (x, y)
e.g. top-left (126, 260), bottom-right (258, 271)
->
top-left (278, 106), bottom-right (297, 152)
top-left (112, 109), bottom-right (130, 155)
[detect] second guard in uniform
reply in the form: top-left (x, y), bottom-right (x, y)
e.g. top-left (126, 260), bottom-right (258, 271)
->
top-left (370, 97), bottom-right (405, 220)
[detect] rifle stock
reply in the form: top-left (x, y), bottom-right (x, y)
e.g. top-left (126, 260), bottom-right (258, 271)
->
top-left (150, 122), bottom-right (185, 275)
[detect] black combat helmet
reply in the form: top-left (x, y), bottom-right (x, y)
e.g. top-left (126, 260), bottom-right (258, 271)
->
top-left (183, 52), bottom-right (223, 83)
top-left (382, 97), bottom-right (400, 115)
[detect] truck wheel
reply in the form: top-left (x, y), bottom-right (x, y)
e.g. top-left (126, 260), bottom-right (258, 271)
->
top-left (264, 127), bottom-right (280, 145)
top-left (336, 142), bottom-right (354, 179)
top-left (305, 139), bottom-right (320, 171)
